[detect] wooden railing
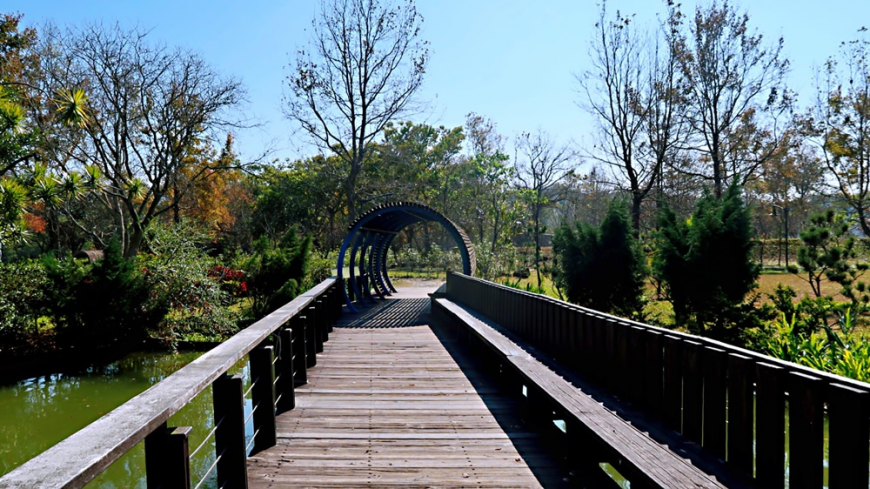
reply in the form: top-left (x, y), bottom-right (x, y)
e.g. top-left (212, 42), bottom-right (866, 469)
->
top-left (446, 272), bottom-right (870, 489)
top-left (0, 277), bottom-right (342, 489)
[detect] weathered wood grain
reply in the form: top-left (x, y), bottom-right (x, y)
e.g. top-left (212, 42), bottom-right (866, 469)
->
top-left (248, 296), bottom-right (573, 488)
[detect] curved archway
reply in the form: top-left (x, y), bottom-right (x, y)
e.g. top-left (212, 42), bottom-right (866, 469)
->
top-left (337, 202), bottom-right (475, 312)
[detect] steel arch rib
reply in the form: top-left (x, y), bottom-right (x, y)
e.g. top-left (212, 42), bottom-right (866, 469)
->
top-left (337, 202), bottom-right (476, 311)
top-left (371, 233), bottom-right (391, 297)
top-left (380, 234), bottom-right (397, 293)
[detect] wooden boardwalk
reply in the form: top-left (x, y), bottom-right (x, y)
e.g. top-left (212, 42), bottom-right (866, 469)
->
top-left (246, 287), bottom-right (574, 488)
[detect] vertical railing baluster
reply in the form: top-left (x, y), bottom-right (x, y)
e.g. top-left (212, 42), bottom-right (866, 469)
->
top-left (681, 341), bottom-right (703, 443)
top-left (828, 382), bottom-right (870, 488)
top-left (662, 335), bottom-right (683, 432)
top-left (702, 347), bottom-right (727, 459)
top-left (304, 311), bottom-right (317, 367)
top-left (250, 344), bottom-right (277, 454)
top-left (727, 353), bottom-right (755, 476)
top-left (213, 374), bottom-right (248, 489)
top-left (788, 372), bottom-right (824, 489)
top-left (145, 422), bottom-right (192, 489)
top-left (293, 316), bottom-right (308, 385)
top-left (755, 362), bottom-right (786, 489)
top-left (642, 330), bottom-right (664, 417)
top-left (316, 299), bottom-right (328, 344)
top-left (276, 327), bottom-right (296, 413)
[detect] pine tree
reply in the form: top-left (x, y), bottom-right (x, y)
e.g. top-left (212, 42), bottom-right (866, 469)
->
top-left (554, 200), bottom-right (647, 318)
top-left (654, 181), bottom-right (760, 341)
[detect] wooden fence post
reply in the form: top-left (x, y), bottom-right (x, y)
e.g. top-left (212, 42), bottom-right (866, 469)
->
top-left (604, 320), bottom-right (616, 389)
top-left (250, 345), bottom-right (277, 454)
top-left (627, 326), bottom-right (645, 405)
top-left (755, 362), bottom-right (785, 489)
top-left (145, 422), bottom-right (191, 489)
top-left (828, 382), bottom-right (870, 488)
top-left (213, 374), bottom-right (248, 489)
top-left (788, 372), bottom-right (824, 489)
top-left (662, 336), bottom-right (683, 432)
top-left (276, 327), bottom-right (296, 413)
top-left (293, 316), bottom-right (308, 385)
top-left (702, 347), bottom-right (727, 460)
top-left (304, 312), bottom-right (317, 367)
top-left (727, 353), bottom-right (754, 475)
top-left (642, 330), bottom-right (663, 417)
top-left (316, 299), bottom-right (328, 344)
top-left (681, 341), bottom-right (703, 444)
top-left (614, 324), bottom-right (629, 399)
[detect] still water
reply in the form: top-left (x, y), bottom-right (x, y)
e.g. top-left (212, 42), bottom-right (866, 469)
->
top-left (0, 351), bottom-right (250, 488)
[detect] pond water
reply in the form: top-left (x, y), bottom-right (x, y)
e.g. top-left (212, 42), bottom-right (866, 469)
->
top-left (0, 350), bottom-right (250, 488)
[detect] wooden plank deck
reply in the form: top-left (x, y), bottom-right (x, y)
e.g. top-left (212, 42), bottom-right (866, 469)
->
top-left (246, 287), bottom-right (574, 488)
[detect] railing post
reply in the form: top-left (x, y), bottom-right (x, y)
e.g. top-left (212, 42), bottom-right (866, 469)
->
top-left (292, 316), bottom-right (308, 385)
top-left (681, 341), bottom-right (703, 443)
top-left (335, 281), bottom-right (344, 321)
top-left (307, 302), bottom-right (323, 353)
top-left (828, 382), bottom-right (870, 488)
top-left (662, 335), bottom-right (683, 432)
top-left (642, 330), bottom-right (663, 417)
top-left (603, 320), bottom-right (616, 389)
top-left (317, 298), bottom-right (329, 343)
top-left (213, 374), bottom-right (248, 489)
top-left (250, 344), bottom-right (277, 454)
top-left (145, 422), bottom-right (191, 489)
top-left (626, 326), bottom-right (645, 405)
top-left (613, 324), bottom-right (629, 398)
top-left (702, 347), bottom-right (727, 460)
top-left (755, 362), bottom-right (785, 488)
top-left (304, 313), bottom-right (317, 367)
top-left (788, 372), bottom-right (824, 489)
top-left (727, 353), bottom-right (755, 475)
top-left (276, 327), bottom-right (296, 413)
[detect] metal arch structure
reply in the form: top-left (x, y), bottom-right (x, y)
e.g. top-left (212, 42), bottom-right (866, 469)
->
top-left (337, 202), bottom-right (476, 313)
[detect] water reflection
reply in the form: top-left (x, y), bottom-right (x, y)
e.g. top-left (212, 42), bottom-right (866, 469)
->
top-left (0, 351), bottom-right (250, 488)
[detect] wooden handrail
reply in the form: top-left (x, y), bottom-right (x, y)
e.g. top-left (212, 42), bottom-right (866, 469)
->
top-left (445, 271), bottom-right (870, 487)
top-left (0, 277), bottom-right (339, 489)
top-left (446, 271), bottom-right (870, 393)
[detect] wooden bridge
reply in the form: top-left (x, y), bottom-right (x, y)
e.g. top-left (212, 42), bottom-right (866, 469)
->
top-left (2, 273), bottom-right (870, 488)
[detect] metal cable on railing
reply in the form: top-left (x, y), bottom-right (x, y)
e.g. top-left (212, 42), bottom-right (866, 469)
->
top-left (274, 374), bottom-right (282, 386)
top-left (0, 277), bottom-right (338, 489)
top-left (189, 416), bottom-right (225, 460)
top-left (192, 447), bottom-right (226, 489)
top-left (243, 378), bottom-right (258, 398)
top-left (244, 402), bottom-right (260, 426)
top-left (245, 429), bottom-right (261, 453)
top-left (275, 393), bottom-right (283, 406)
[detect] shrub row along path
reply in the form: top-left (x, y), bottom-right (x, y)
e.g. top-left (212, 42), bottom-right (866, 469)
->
top-left (246, 285), bottom-right (574, 487)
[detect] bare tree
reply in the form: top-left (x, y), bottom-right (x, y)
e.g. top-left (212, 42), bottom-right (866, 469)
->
top-left (673, 0), bottom-right (790, 197)
top-left (804, 28), bottom-right (870, 235)
top-left (514, 130), bottom-right (574, 287)
top-left (41, 23), bottom-right (244, 256)
top-left (578, 2), bottom-right (685, 234)
top-left (285, 0), bottom-right (428, 220)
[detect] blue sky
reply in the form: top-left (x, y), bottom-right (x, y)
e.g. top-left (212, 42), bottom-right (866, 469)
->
top-left (6, 1), bottom-right (870, 164)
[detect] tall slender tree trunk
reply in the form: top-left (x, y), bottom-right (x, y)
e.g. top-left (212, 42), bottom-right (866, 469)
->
top-left (631, 194), bottom-right (643, 238)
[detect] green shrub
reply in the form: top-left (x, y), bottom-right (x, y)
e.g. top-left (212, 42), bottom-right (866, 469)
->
top-left (554, 200), bottom-right (647, 318)
top-left (0, 259), bottom-right (50, 342)
top-left (761, 307), bottom-right (870, 382)
top-left (798, 210), bottom-right (869, 304)
top-left (653, 182), bottom-right (760, 343)
top-left (43, 238), bottom-right (167, 348)
top-left (305, 254), bottom-right (334, 289)
top-left (245, 229), bottom-right (312, 317)
top-left (140, 221), bottom-right (240, 344)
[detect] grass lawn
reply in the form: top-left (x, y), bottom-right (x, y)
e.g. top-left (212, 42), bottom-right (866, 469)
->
top-left (755, 271), bottom-right (847, 303)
